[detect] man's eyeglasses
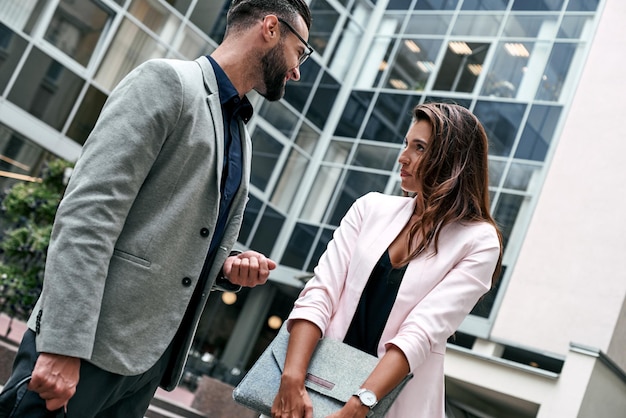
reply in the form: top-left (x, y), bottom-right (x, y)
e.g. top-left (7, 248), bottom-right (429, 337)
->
top-left (277, 17), bottom-right (314, 65)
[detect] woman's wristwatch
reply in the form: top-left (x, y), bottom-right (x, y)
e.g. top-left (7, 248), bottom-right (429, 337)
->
top-left (353, 388), bottom-right (378, 415)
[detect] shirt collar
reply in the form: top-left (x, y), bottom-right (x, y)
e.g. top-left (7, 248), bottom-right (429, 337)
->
top-left (206, 55), bottom-right (253, 124)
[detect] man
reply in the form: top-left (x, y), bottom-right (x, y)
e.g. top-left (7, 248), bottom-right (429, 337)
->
top-left (0, 0), bottom-right (313, 417)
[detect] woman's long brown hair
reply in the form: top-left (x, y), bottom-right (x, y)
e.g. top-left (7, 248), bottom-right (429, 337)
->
top-left (402, 103), bottom-right (503, 286)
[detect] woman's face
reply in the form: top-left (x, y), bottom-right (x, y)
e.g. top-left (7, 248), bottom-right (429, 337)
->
top-left (398, 119), bottom-right (432, 194)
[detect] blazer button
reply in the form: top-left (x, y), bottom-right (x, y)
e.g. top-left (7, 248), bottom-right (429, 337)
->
top-left (200, 228), bottom-right (210, 237)
top-left (182, 277), bottom-right (192, 287)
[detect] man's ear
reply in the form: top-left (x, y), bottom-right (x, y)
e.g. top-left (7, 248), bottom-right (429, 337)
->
top-left (261, 14), bottom-right (280, 43)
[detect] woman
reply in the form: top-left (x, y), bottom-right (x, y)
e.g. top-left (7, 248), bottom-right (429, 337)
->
top-left (270, 103), bottom-right (503, 418)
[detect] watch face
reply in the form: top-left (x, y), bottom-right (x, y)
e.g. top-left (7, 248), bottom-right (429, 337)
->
top-left (360, 390), bottom-right (377, 407)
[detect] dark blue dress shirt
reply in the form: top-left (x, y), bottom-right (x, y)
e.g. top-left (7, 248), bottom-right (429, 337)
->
top-left (206, 56), bottom-right (253, 260)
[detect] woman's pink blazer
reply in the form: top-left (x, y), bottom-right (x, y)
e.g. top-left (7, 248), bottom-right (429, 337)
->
top-left (287, 192), bottom-right (500, 418)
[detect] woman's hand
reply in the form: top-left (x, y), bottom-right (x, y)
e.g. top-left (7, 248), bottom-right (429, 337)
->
top-left (326, 396), bottom-right (370, 418)
top-left (271, 374), bottom-right (313, 418)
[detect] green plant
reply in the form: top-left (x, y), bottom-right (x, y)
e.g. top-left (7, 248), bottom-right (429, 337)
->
top-left (0, 159), bottom-right (74, 321)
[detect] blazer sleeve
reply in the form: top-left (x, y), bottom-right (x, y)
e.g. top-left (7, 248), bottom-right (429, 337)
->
top-left (385, 223), bottom-right (500, 372)
top-left (287, 194), bottom-right (368, 335)
top-left (36, 60), bottom-right (184, 358)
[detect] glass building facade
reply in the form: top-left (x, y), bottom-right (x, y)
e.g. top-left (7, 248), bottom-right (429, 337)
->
top-left (0, 0), bottom-right (604, 415)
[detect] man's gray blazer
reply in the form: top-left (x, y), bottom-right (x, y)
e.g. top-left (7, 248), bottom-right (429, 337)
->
top-left (27, 56), bottom-right (251, 389)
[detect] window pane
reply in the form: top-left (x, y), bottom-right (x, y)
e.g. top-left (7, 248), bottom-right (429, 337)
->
top-left (474, 101), bottom-right (525, 158)
top-left (488, 158), bottom-right (506, 188)
top-left (66, 85), bottom-right (107, 145)
top-left (44, 0), bottom-right (112, 66)
top-left (281, 223), bottom-right (317, 269)
top-left (535, 42), bottom-right (577, 102)
top-left (452, 14), bottom-right (503, 37)
top-left (461, 0), bottom-right (508, 10)
top-left (249, 205), bottom-right (285, 256)
top-left (239, 194), bottom-right (263, 245)
top-left (94, 18), bottom-right (167, 91)
top-left (329, 16), bottom-right (364, 80)
top-left (433, 42), bottom-right (490, 93)
top-left (511, 0), bottom-right (565, 11)
top-left (167, 0), bottom-right (193, 16)
top-left (324, 140), bottom-right (352, 164)
top-left (405, 14), bottom-right (452, 35)
top-left (306, 72), bottom-right (340, 129)
top-left (504, 161), bottom-right (543, 192)
top-left (306, 227), bottom-right (334, 272)
top-left (515, 105), bottom-right (561, 161)
top-left (294, 122), bottom-right (319, 154)
top-left (502, 14), bottom-right (559, 38)
top-left (558, 15), bottom-right (594, 39)
top-left (351, 143), bottom-right (399, 171)
top-left (566, 0), bottom-right (600, 11)
top-left (0, 123), bottom-right (50, 190)
top-left (309, 0), bottom-right (340, 56)
top-left (0, 23), bottom-right (28, 93)
top-left (328, 169), bottom-right (387, 225)
top-left (416, 0), bottom-right (459, 10)
top-left (129, 0), bottom-right (181, 44)
top-left (189, 0), bottom-right (229, 42)
top-left (334, 90), bottom-right (374, 138)
top-left (361, 93), bottom-right (415, 144)
top-left (383, 38), bottom-right (442, 91)
top-left (300, 165), bottom-right (342, 222)
top-left (271, 148), bottom-right (310, 212)
top-left (172, 25), bottom-right (214, 60)
top-left (482, 41), bottom-right (534, 100)
top-left (259, 100), bottom-right (299, 138)
top-left (8, 48), bottom-right (84, 131)
top-left (250, 128), bottom-right (284, 191)
top-left (493, 192), bottom-right (525, 249)
top-left (284, 60), bottom-right (320, 113)
top-left (0, 0), bottom-right (46, 35)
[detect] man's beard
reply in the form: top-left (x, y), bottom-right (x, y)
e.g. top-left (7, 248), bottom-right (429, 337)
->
top-left (261, 44), bottom-right (289, 101)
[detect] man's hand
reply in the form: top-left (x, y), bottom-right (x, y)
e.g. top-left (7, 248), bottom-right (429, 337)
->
top-left (28, 353), bottom-right (80, 411)
top-left (222, 250), bottom-right (277, 287)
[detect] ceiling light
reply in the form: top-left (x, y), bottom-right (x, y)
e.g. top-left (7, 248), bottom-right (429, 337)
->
top-left (389, 79), bottom-right (408, 90)
top-left (417, 61), bottom-right (434, 73)
top-left (449, 41), bottom-right (472, 55)
top-left (467, 63), bottom-right (482, 76)
top-left (404, 39), bottom-right (421, 53)
top-left (504, 43), bottom-right (530, 57)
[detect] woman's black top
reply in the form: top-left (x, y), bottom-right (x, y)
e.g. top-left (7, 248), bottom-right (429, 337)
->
top-left (343, 250), bottom-right (408, 356)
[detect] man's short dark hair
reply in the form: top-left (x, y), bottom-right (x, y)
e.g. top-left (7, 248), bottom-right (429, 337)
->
top-left (226, 0), bottom-right (313, 35)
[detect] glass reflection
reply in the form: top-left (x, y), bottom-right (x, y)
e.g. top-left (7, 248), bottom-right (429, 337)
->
top-left (129, 0), bottom-right (182, 44)
top-left (334, 90), bottom-right (373, 138)
top-left (473, 101), bottom-right (525, 157)
top-left (503, 14), bottom-right (559, 38)
top-left (0, 23), bottom-right (28, 93)
top-left (515, 105), bottom-right (561, 161)
top-left (95, 18), bottom-right (167, 91)
top-left (452, 14), bottom-right (503, 37)
top-left (351, 142), bottom-right (400, 171)
top-left (434, 41), bottom-right (489, 93)
top-left (8, 48), bottom-right (84, 131)
top-left (249, 205), bottom-right (285, 256)
top-left (250, 127), bottom-right (284, 191)
top-left (328, 169), bottom-right (387, 225)
top-left (306, 72), bottom-right (340, 129)
top-left (383, 38), bottom-right (441, 91)
top-left (535, 42), bottom-right (578, 102)
top-left (271, 148), bottom-right (310, 212)
top-left (44, 0), bottom-right (112, 66)
top-left (503, 161), bottom-right (543, 192)
top-left (362, 92), bottom-right (415, 144)
top-left (66, 85), bottom-right (107, 145)
top-left (309, 0), bottom-right (340, 56)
